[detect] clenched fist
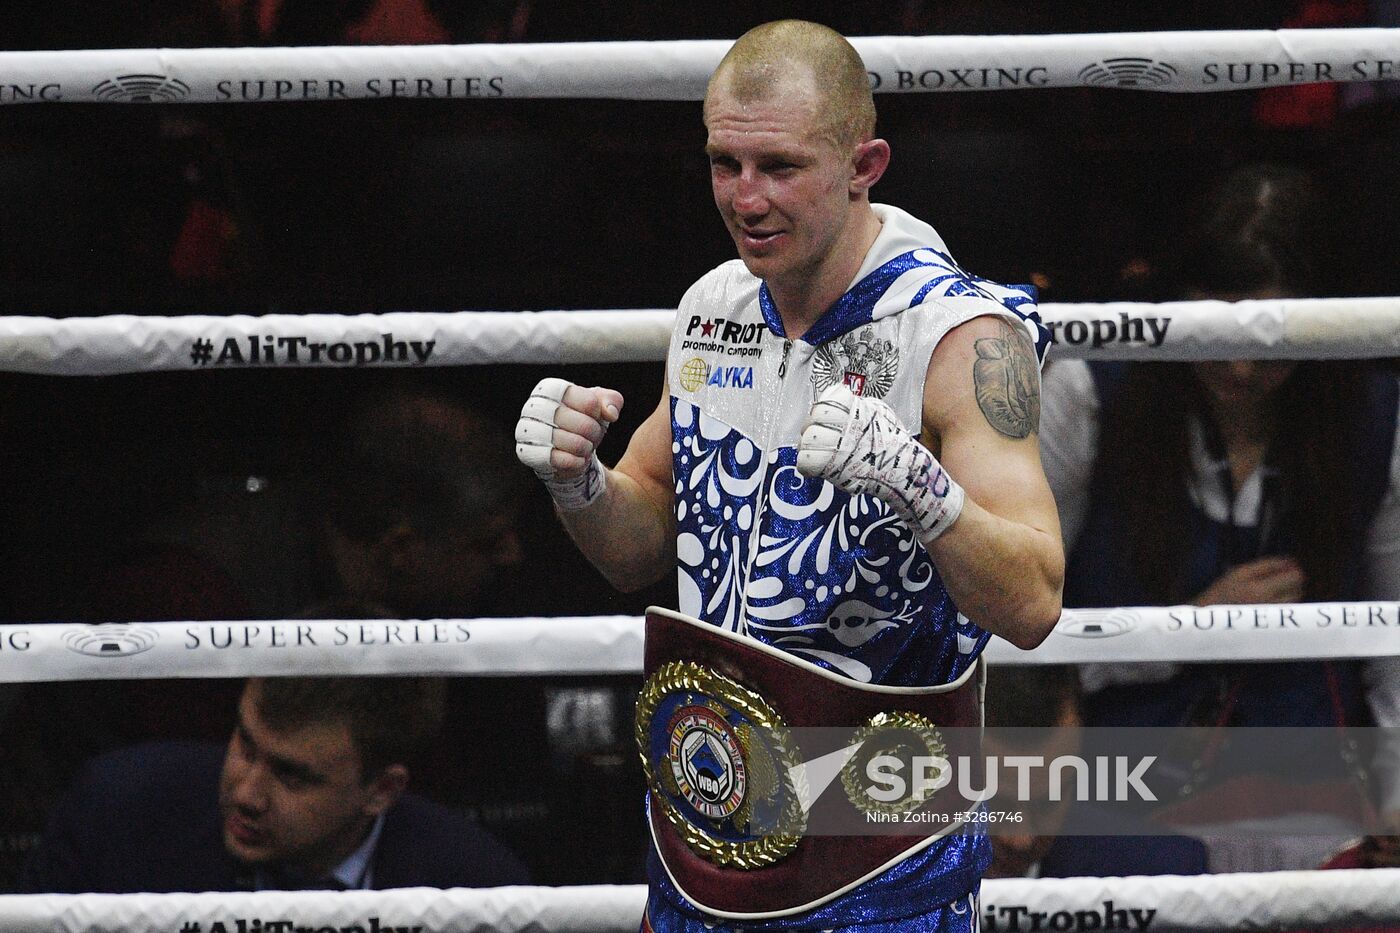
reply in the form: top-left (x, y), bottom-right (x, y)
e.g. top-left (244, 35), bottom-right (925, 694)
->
top-left (797, 384), bottom-right (964, 544)
top-left (515, 377), bottom-right (623, 510)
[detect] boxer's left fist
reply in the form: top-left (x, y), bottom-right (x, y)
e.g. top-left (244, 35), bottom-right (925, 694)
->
top-left (797, 384), bottom-right (964, 544)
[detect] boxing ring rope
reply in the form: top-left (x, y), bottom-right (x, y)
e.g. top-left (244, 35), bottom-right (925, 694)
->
top-left (0, 29), bottom-right (1398, 103)
top-left (0, 603), bottom-right (1396, 682)
top-left (5, 29), bottom-right (1400, 933)
top-left (3, 870), bottom-right (1400, 933)
top-left (3, 298), bottom-right (1400, 374)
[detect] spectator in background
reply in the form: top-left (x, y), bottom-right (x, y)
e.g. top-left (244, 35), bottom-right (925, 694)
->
top-left (20, 675), bottom-right (527, 893)
top-left (315, 383), bottom-right (644, 884)
top-left (982, 664), bottom-right (1208, 879)
top-left (317, 383), bottom-right (526, 620)
top-left (1039, 162), bottom-right (1400, 869)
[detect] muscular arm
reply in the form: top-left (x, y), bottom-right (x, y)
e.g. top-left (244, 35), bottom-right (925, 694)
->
top-left (555, 384), bottom-right (677, 592)
top-left (921, 315), bottom-right (1065, 649)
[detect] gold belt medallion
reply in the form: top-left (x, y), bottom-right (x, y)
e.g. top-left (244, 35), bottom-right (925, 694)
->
top-left (636, 660), bottom-right (807, 868)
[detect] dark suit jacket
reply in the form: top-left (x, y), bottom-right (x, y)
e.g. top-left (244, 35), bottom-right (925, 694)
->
top-left (20, 741), bottom-right (529, 893)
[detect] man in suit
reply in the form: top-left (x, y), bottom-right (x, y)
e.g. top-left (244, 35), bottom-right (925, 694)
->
top-left (20, 676), bottom-right (528, 892)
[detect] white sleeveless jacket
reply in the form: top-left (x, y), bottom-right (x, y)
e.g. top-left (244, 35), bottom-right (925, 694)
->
top-left (665, 204), bottom-right (1048, 687)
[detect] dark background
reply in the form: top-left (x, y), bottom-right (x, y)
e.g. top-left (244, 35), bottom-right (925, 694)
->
top-left (0, 0), bottom-right (1398, 889)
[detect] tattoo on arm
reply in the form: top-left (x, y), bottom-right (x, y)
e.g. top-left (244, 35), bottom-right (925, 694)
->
top-left (972, 319), bottom-right (1041, 439)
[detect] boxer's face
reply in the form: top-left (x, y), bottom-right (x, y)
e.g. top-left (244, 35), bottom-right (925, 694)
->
top-left (219, 681), bottom-right (400, 878)
top-left (705, 73), bottom-right (855, 294)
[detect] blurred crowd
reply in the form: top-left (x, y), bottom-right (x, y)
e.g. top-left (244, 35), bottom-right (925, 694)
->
top-left (2, 0), bottom-right (1398, 318)
top-left (1, 0), bottom-right (1399, 896)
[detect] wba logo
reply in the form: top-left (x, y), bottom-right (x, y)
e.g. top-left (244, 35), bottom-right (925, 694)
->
top-left (707, 366), bottom-right (753, 389)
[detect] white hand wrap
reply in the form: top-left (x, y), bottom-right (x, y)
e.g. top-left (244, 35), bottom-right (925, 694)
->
top-left (797, 384), bottom-right (965, 545)
top-left (514, 377), bottom-right (608, 511)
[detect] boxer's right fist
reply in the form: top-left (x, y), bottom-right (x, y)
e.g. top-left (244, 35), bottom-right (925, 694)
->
top-left (797, 384), bottom-right (965, 546)
top-left (515, 377), bottom-right (623, 510)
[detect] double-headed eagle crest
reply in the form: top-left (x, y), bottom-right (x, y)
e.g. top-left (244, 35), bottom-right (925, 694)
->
top-left (811, 326), bottom-right (899, 399)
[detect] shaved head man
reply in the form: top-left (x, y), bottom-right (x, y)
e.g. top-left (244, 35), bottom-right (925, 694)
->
top-left (704, 20), bottom-right (875, 149)
top-left (702, 21), bottom-right (890, 329)
top-left (517, 19), bottom-right (1063, 933)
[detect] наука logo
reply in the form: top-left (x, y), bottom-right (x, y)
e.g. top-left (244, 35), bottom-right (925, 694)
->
top-left (1078, 58), bottom-right (1179, 89)
top-left (92, 74), bottom-right (191, 102)
top-left (63, 624), bottom-right (159, 657)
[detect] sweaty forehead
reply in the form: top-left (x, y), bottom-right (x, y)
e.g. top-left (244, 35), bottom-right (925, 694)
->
top-left (706, 62), bottom-right (860, 151)
top-left (704, 73), bottom-right (825, 142)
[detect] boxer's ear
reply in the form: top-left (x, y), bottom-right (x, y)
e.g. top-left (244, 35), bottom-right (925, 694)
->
top-left (850, 138), bottom-right (890, 195)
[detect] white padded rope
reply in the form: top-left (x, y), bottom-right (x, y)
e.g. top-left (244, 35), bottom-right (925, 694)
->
top-left (3, 299), bottom-right (1400, 375)
top-left (0, 886), bottom-right (647, 933)
top-left (2, 603), bottom-right (1396, 682)
top-left (0, 30), bottom-right (1398, 103)
top-left (2, 871), bottom-right (1399, 933)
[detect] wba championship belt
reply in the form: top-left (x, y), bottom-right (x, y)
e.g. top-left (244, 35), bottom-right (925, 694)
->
top-left (635, 607), bottom-right (983, 919)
